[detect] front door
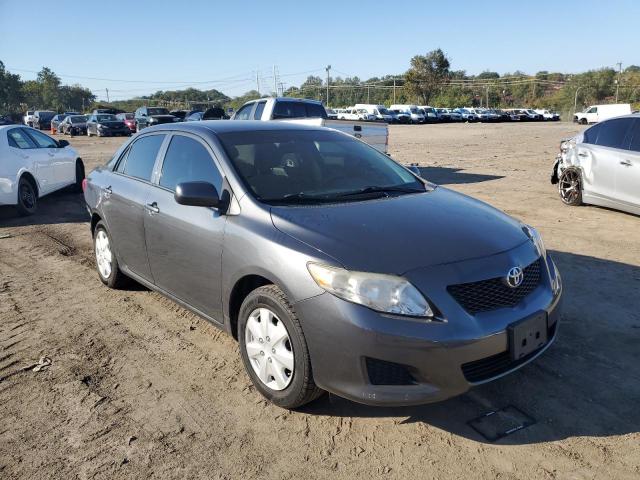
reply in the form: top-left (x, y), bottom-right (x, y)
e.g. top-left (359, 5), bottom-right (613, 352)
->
top-left (23, 128), bottom-right (60, 193)
top-left (617, 119), bottom-right (640, 207)
top-left (144, 133), bottom-right (227, 321)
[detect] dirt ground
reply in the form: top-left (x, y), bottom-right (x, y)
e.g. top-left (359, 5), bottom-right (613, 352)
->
top-left (1, 122), bottom-right (639, 480)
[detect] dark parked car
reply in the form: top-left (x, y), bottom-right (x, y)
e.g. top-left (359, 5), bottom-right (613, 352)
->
top-left (59, 115), bottom-right (89, 136)
top-left (86, 114), bottom-right (131, 137)
top-left (184, 110), bottom-right (204, 121)
top-left (51, 114), bottom-right (68, 133)
top-left (134, 106), bottom-right (177, 131)
top-left (170, 110), bottom-right (189, 121)
top-left (84, 121), bottom-right (562, 409)
top-left (0, 115), bottom-right (16, 125)
top-left (184, 107), bottom-right (228, 122)
top-left (116, 113), bottom-right (136, 133)
top-left (32, 110), bottom-right (56, 130)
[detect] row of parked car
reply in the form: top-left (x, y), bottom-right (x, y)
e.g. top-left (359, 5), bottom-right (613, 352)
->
top-left (327, 104), bottom-right (561, 124)
top-left (21, 106), bottom-right (231, 137)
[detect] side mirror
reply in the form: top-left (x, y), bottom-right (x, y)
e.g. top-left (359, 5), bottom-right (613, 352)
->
top-left (407, 164), bottom-right (421, 176)
top-left (175, 181), bottom-right (222, 208)
top-left (58, 139), bottom-right (70, 148)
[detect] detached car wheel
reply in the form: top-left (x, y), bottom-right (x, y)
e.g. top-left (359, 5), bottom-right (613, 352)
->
top-left (94, 222), bottom-right (127, 288)
top-left (16, 176), bottom-right (37, 216)
top-left (238, 285), bottom-right (323, 409)
top-left (559, 169), bottom-right (583, 206)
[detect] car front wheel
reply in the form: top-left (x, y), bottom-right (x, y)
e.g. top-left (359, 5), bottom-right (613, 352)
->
top-left (559, 169), bottom-right (583, 206)
top-left (238, 285), bottom-right (323, 409)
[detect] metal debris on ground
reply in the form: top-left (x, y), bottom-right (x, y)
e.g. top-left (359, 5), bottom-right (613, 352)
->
top-left (32, 357), bottom-right (52, 372)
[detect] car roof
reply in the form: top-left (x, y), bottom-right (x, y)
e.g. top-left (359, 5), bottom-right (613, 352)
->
top-left (149, 120), bottom-right (326, 135)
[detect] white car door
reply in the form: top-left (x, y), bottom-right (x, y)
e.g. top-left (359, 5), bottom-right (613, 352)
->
top-left (27, 129), bottom-right (74, 189)
top-left (588, 118), bottom-right (634, 200)
top-left (14, 128), bottom-right (57, 195)
top-left (586, 107), bottom-right (598, 123)
top-left (575, 123), bottom-right (616, 199)
top-left (616, 119), bottom-right (640, 207)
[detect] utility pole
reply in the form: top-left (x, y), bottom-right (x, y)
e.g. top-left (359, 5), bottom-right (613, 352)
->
top-left (256, 69), bottom-right (260, 95)
top-left (485, 86), bottom-right (489, 108)
top-left (393, 78), bottom-right (396, 104)
top-left (325, 65), bottom-right (331, 106)
top-left (105, 88), bottom-right (109, 103)
top-left (615, 62), bottom-right (622, 102)
top-left (367, 84), bottom-right (370, 103)
top-left (273, 65), bottom-right (278, 97)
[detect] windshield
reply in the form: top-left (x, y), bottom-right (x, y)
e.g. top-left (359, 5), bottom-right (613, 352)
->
top-left (409, 108), bottom-right (419, 114)
top-left (147, 108), bottom-right (169, 115)
top-left (218, 130), bottom-right (426, 205)
top-left (378, 108), bottom-right (390, 115)
top-left (70, 115), bottom-right (87, 123)
top-left (39, 112), bottom-right (55, 120)
top-left (97, 114), bottom-right (117, 122)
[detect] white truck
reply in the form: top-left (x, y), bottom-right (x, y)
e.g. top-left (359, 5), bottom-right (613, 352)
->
top-left (573, 104), bottom-right (631, 124)
top-left (23, 110), bottom-right (35, 126)
top-left (354, 104), bottom-right (394, 122)
top-left (232, 97), bottom-right (388, 153)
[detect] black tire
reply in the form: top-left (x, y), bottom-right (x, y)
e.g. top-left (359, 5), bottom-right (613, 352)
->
top-left (558, 168), bottom-right (583, 206)
top-left (93, 222), bottom-right (128, 288)
top-left (16, 176), bottom-right (37, 216)
top-left (238, 284), bottom-right (323, 409)
top-left (580, 118), bottom-right (587, 125)
top-left (73, 160), bottom-right (85, 192)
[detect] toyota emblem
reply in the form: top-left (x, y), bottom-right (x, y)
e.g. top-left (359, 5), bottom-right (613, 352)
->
top-left (505, 266), bottom-right (524, 288)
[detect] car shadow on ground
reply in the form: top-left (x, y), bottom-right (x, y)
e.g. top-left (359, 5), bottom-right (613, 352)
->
top-left (416, 166), bottom-right (504, 185)
top-left (301, 250), bottom-right (640, 445)
top-left (0, 189), bottom-right (88, 228)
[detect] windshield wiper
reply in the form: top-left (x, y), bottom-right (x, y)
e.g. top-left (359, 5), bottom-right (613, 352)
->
top-left (335, 185), bottom-right (425, 198)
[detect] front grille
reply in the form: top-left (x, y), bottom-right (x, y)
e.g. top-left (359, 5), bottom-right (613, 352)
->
top-left (461, 322), bottom-right (557, 383)
top-left (447, 259), bottom-right (542, 314)
top-left (365, 357), bottom-right (416, 386)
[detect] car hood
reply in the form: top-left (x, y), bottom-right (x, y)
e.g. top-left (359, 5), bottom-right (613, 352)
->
top-left (270, 187), bottom-right (529, 274)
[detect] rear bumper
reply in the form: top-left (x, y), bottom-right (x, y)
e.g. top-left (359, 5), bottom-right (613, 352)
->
top-left (0, 176), bottom-right (17, 206)
top-left (294, 245), bottom-right (562, 406)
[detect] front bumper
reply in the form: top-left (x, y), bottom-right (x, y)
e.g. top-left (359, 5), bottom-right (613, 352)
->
top-left (98, 128), bottom-right (131, 136)
top-left (295, 243), bottom-right (562, 406)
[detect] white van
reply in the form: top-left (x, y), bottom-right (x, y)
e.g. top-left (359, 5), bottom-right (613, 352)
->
top-left (354, 104), bottom-right (394, 122)
top-left (574, 104), bottom-right (631, 125)
top-left (389, 104), bottom-right (425, 124)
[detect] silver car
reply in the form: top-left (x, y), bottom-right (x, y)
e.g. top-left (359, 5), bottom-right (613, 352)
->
top-left (553, 114), bottom-right (640, 216)
top-left (84, 121), bottom-right (562, 408)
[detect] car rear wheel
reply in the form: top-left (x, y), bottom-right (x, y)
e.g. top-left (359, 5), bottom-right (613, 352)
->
top-left (16, 176), bottom-right (37, 216)
top-left (94, 222), bottom-right (127, 288)
top-left (559, 169), bottom-right (583, 206)
top-left (238, 285), bottom-right (323, 409)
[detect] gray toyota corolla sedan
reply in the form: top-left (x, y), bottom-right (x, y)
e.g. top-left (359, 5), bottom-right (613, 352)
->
top-left (84, 121), bottom-right (562, 409)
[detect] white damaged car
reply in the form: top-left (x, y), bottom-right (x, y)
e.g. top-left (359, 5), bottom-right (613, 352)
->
top-left (551, 114), bottom-right (640, 215)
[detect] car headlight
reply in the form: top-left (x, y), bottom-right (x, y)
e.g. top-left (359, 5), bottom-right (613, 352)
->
top-left (97, 124), bottom-right (106, 129)
top-left (522, 224), bottom-right (546, 257)
top-left (148, 117), bottom-right (157, 123)
top-left (307, 263), bottom-right (434, 318)
top-left (172, 117), bottom-right (180, 122)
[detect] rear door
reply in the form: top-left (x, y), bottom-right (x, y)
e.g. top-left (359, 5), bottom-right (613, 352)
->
top-left (144, 133), bottom-right (227, 321)
top-left (100, 133), bottom-right (167, 282)
top-left (617, 119), bottom-right (640, 207)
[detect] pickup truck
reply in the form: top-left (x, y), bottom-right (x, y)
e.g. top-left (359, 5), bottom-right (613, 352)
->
top-left (232, 97), bottom-right (388, 153)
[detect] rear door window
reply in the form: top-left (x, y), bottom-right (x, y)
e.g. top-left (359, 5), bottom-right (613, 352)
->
top-left (305, 103), bottom-right (328, 118)
top-left (253, 101), bottom-right (267, 120)
top-left (122, 134), bottom-right (165, 181)
top-left (594, 118), bottom-right (633, 149)
top-left (159, 135), bottom-right (223, 192)
top-left (7, 128), bottom-right (37, 149)
top-left (583, 123), bottom-right (602, 145)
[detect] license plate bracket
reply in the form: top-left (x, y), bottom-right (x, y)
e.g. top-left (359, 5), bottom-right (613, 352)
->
top-left (508, 312), bottom-right (548, 360)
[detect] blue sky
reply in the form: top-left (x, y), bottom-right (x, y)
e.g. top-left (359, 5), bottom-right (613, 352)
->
top-left (1, 0), bottom-right (637, 101)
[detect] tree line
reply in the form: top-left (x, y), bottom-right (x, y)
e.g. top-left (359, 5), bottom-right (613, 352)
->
top-left (2, 50), bottom-right (639, 120)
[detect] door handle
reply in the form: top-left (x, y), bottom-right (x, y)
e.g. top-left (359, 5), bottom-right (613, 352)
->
top-left (620, 160), bottom-right (632, 166)
top-left (577, 152), bottom-right (588, 157)
top-left (145, 202), bottom-right (160, 214)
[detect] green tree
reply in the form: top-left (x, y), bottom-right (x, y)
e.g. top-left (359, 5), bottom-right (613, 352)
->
top-left (0, 61), bottom-right (23, 111)
top-left (404, 49), bottom-right (450, 104)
